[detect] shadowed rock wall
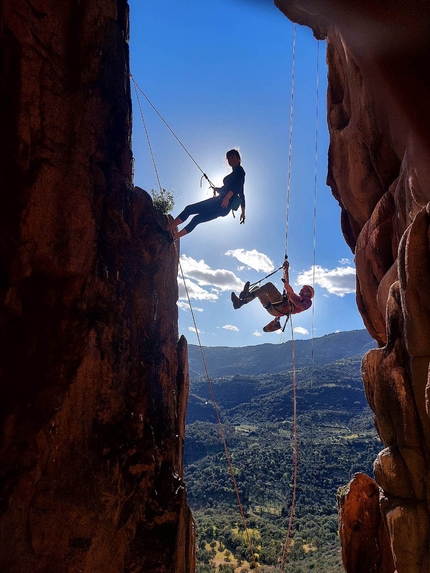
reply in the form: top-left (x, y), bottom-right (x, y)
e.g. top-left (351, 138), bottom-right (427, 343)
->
top-left (275, 1), bottom-right (430, 571)
top-left (0, 1), bottom-right (194, 571)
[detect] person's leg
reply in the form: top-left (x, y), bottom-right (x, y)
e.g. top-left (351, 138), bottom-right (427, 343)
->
top-left (166, 200), bottom-right (207, 231)
top-left (168, 196), bottom-right (225, 234)
top-left (172, 227), bottom-right (188, 241)
top-left (166, 216), bottom-right (183, 231)
top-left (231, 282), bottom-right (282, 311)
top-left (252, 283), bottom-right (283, 309)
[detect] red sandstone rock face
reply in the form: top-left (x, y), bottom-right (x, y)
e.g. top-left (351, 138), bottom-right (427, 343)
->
top-left (276, 1), bottom-right (430, 572)
top-left (338, 473), bottom-right (395, 573)
top-left (0, 2), bottom-right (194, 572)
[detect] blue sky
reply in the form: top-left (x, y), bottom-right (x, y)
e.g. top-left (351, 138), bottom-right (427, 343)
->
top-left (129, 0), bottom-right (365, 346)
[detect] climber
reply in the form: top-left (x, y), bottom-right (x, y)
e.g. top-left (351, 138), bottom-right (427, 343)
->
top-left (230, 259), bottom-right (314, 332)
top-left (166, 149), bottom-right (245, 241)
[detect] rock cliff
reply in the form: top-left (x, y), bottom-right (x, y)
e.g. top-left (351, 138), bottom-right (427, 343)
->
top-left (3, 0), bottom-right (430, 570)
top-left (275, 1), bottom-right (430, 571)
top-left (0, 1), bottom-right (193, 572)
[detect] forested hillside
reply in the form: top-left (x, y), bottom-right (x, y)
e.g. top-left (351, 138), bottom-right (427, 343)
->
top-left (184, 330), bottom-right (381, 572)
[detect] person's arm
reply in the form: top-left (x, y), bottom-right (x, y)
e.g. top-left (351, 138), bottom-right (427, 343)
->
top-left (240, 206), bottom-right (245, 224)
top-left (284, 283), bottom-right (311, 312)
top-left (281, 259), bottom-right (290, 284)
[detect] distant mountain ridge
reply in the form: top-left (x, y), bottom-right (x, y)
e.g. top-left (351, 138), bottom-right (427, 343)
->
top-left (187, 328), bottom-right (375, 378)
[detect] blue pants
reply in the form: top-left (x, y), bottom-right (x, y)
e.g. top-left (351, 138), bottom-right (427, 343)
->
top-left (178, 195), bottom-right (230, 234)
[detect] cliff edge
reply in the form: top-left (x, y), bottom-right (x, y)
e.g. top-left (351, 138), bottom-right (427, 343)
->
top-left (0, 2), bottom-right (194, 571)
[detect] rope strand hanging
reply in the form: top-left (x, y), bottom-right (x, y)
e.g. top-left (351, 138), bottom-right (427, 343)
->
top-left (278, 33), bottom-right (321, 572)
top-left (178, 258), bottom-right (260, 571)
top-left (279, 318), bottom-right (298, 573)
top-left (308, 36), bottom-right (320, 554)
top-left (131, 78), bottom-right (163, 194)
top-left (130, 74), bottom-right (215, 188)
top-left (284, 23), bottom-right (296, 259)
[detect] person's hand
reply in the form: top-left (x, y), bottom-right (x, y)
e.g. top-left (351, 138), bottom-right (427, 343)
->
top-left (221, 195), bottom-right (230, 208)
top-left (240, 212), bottom-right (245, 224)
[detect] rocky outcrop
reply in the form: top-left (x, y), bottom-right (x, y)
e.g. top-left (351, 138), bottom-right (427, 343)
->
top-left (338, 473), bottom-right (395, 573)
top-left (275, 1), bottom-right (430, 571)
top-left (0, 2), bottom-right (193, 572)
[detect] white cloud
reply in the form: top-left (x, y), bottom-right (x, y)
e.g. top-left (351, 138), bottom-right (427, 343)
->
top-left (222, 324), bottom-right (239, 331)
top-left (178, 278), bottom-right (218, 301)
top-left (253, 330), bottom-right (263, 337)
top-left (296, 265), bottom-right (356, 297)
top-left (225, 248), bottom-right (275, 273)
top-left (179, 254), bottom-right (243, 294)
top-left (339, 258), bottom-right (352, 265)
top-left (177, 301), bottom-right (203, 312)
top-left (294, 326), bottom-right (309, 335)
top-left (188, 326), bottom-right (202, 334)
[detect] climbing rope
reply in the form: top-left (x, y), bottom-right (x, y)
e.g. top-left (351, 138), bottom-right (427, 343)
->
top-left (279, 37), bottom-right (320, 570)
top-left (131, 78), bottom-right (163, 194)
top-left (178, 256), bottom-right (260, 571)
top-left (279, 318), bottom-right (298, 573)
top-left (277, 28), bottom-right (298, 570)
top-left (131, 73), bottom-right (259, 567)
top-left (284, 23), bottom-right (296, 259)
top-left (130, 74), bottom-right (215, 188)
top-left (277, 25), bottom-right (324, 572)
top-left (307, 37), bottom-right (320, 553)
top-left (312, 39), bottom-right (320, 329)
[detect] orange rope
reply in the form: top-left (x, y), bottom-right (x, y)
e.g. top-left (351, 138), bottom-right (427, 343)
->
top-left (279, 319), bottom-right (298, 572)
top-left (279, 36), bottom-right (320, 571)
top-left (131, 76), bottom-right (257, 566)
top-left (178, 256), bottom-right (259, 571)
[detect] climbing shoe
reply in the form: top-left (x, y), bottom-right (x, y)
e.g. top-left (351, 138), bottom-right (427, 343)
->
top-left (263, 317), bottom-right (282, 333)
top-left (231, 292), bottom-right (244, 309)
top-left (239, 281), bottom-right (250, 300)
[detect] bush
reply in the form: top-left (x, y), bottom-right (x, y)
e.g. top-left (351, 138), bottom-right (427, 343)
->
top-left (151, 188), bottom-right (174, 214)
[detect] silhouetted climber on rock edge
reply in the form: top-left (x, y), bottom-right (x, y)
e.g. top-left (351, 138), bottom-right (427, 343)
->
top-left (231, 259), bottom-right (314, 332)
top-left (166, 149), bottom-right (245, 241)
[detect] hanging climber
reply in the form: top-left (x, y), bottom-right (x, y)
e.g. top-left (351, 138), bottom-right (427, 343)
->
top-left (231, 259), bottom-right (314, 332)
top-left (166, 149), bottom-right (245, 240)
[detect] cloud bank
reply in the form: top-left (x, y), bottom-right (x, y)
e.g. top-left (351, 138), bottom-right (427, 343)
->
top-left (297, 265), bottom-right (356, 297)
top-left (179, 255), bottom-right (243, 301)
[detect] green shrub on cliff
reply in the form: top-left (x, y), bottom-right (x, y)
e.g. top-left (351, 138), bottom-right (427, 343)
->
top-left (151, 188), bottom-right (174, 214)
